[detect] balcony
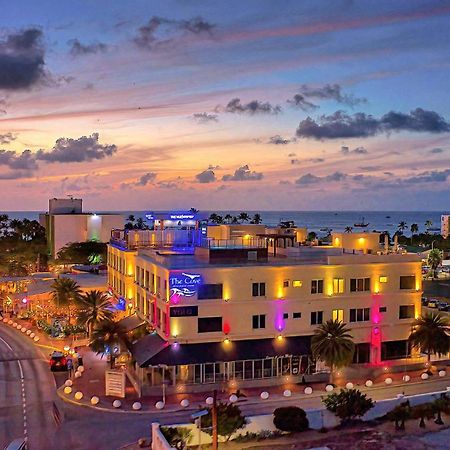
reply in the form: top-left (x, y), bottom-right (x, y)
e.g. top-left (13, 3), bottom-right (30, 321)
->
top-left (198, 237), bottom-right (267, 249)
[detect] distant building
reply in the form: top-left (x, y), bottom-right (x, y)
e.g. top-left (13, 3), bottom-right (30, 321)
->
top-left (39, 198), bottom-right (124, 257)
top-left (441, 214), bottom-right (449, 239)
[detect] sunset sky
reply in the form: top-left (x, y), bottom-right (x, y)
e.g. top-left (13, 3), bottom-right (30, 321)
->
top-left (0, 0), bottom-right (449, 211)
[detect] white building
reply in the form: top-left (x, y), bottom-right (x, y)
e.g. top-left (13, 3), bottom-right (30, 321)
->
top-left (441, 214), bottom-right (449, 239)
top-left (39, 198), bottom-right (124, 257)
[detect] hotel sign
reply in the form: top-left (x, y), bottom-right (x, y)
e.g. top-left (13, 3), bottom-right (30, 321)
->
top-left (169, 272), bottom-right (203, 298)
top-left (170, 306), bottom-right (198, 317)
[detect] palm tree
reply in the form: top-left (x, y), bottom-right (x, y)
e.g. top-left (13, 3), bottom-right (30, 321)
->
top-left (344, 226), bottom-right (353, 233)
top-left (409, 313), bottom-right (450, 362)
top-left (89, 320), bottom-right (129, 368)
top-left (397, 221), bottom-right (407, 235)
top-left (77, 290), bottom-right (114, 337)
top-left (209, 213), bottom-right (224, 224)
top-left (50, 277), bottom-right (82, 323)
top-left (127, 214), bottom-right (135, 223)
top-left (311, 319), bottom-right (355, 383)
top-left (251, 213), bottom-right (262, 224)
top-left (425, 220), bottom-right (433, 233)
top-left (238, 212), bottom-right (250, 223)
top-left (224, 214), bottom-right (233, 224)
top-left (427, 248), bottom-right (443, 279)
top-left (410, 223), bottom-right (419, 244)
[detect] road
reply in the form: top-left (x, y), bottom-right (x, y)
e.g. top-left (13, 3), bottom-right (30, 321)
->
top-left (0, 324), bottom-right (58, 450)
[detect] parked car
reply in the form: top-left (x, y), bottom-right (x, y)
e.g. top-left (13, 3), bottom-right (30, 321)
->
top-left (49, 351), bottom-right (68, 371)
top-left (427, 299), bottom-right (439, 308)
top-left (438, 302), bottom-right (450, 312)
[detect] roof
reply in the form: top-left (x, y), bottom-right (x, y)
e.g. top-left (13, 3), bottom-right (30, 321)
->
top-left (117, 314), bottom-right (146, 332)
top-left (133, 334), bottom-right (312, 367)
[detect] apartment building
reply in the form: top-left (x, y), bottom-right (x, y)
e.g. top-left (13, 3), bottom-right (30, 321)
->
top-left (107, 223), bottom-right (422, 394)
top-left (442, 214), bottom-right (449, 239)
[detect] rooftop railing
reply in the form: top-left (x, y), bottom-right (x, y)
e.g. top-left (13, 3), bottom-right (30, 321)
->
top-left (198, 237), bottom-right (267, 249)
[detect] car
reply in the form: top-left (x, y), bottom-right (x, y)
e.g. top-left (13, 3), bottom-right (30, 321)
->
top-left (49, 351), bottom-right (68, 371)
top-left (427, 300), bottom-right (439, 308)
top-left (438, 302), bottom-right (450, 311)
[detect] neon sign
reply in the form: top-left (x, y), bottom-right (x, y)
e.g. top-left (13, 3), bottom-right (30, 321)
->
top-left (169, 214), bottom-right (195, 220)
top-left (169, 272), bottom-right (203, 298)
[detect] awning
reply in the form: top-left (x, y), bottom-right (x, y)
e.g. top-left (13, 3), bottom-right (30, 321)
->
top-left (117, 314), bottom-right (146, 333)
top-left (133, 334), bottom-right (312, 368)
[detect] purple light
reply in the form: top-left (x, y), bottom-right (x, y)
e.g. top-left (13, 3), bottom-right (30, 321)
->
top-left (172, 341), bottom-right (180, 349)
top-left (22, 298), bottom-right (28, 304)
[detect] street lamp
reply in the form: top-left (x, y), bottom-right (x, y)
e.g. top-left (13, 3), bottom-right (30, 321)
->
top-left (157, 364), bottom-right (169, 404)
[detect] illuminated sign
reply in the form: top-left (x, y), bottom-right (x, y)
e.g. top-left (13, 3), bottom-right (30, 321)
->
top-left (169, 214), bottom-right (195, 220)
top-left (170, 306), bottom-right (198, 317)
top-left (116, 297), bottom-right (126, 311)
top-left (169, 272), bottom-right (203, 298)
top-left (145, 214), bottom-right (155, 220)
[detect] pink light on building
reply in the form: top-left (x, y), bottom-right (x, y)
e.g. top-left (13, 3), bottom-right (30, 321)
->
top-left (370, 293), bottom-right (382, 365)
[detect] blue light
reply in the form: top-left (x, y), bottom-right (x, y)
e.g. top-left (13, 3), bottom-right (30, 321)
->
top-left (169, 272), bottom-right (203, 298)
top-left (116, 297), bottom-right (126, 311)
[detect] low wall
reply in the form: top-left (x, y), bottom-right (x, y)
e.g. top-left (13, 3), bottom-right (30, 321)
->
top-left (151, 423), bottom-right (174, 450)
top-left (152, 388), bottom-right (450, 447)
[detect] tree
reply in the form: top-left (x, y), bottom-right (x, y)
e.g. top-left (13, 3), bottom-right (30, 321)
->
top-left (50, 277), bottom-right (82, 322)
top-left (89, 320), bottom-right (129, 368)
top-left (409, 313), bottom-right (450, 362)
top-left (224, 214), bottom-right (233, 224)
top-left (397, 221), bottom-right (407, 235)
top-left (209, 213), bottom-right (224, 224)
top-left (307, 231), bottom-right (317, 242)
top-left (56, 241), bottom-right (107, 265)
top-left (387, 404), bottom-right (411, 430)
top-left (273, 406), bottom-right (309, 432)
top-left (323, 389), bottom-right (374, 424)
top-left (238, 212), bottom-right (250, 223)
top-left (411, 403), bottom-right (434, 428)
top-left (425, 219), bottom-right (433, 232)
top-left (311, 320), bottom-right (355, 383)
top-left (135, 217), bottom-right (148, 230)
top-left (77, 290), bottom-right (114, 337)
top-left (251, 213), bottom-right (262, 224)
top-left (344, 226), bottom-right (353, 233)
top-left (410, 223), bottom-right (419, 244)
top-left (200, 402), bottom-right (246, 441)
top-left (427, 248), bottom-right (443, 279)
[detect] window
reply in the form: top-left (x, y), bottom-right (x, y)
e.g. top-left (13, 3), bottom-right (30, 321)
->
top-left (145, 270), bottom-right (150, 288)
top-left (283, 280), bottom-right (290, 288)
top-left (333, 278), bottom-right (344, 294)
top-left (252, 314), bottom-right (266, 329)
top-left (379, 306), bottom-right (387, 313)
top-left (399, 305), bottom-right (415, 319)
top-left (400, 276), bottom-right (415, 290)
top-left (350, 278), bottom-right (371, 292)
top-left (379, 276), bottom-right (388, 283)
top-left (332, 309), bottom-right (344, 322)
top-left (252, 282), bottom-right (266, 297)
top-left (310, 311), bottom-right (323, 325)
top-left (292, 280), bottom-right (303, 288)
top-left (283, 313), bottom-right (289, 319)
top-left (293, 312), bottom-right (302, 319)
top-left (198, 317), bottom-right (222, 333)
top-left (311, 279), bottom-right (324, 294)
top-left (198, 284), bottom-right (223, 300)
top-left (349, 308), bottom-right (370, 322)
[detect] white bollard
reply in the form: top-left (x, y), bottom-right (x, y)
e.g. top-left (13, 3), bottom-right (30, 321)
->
top-left (33, 336), bottom-right (39, 342)
top-left (283, 389), bottom-right (292, 397)
top-left (180, 399), bottom-right (189, 408)
top-left (74, 371), bottom-right (82, 378)
top-left (345, 382), bottom-right (354, 389)
top-left (30, 333), bottom-right (35, 338)
top-left (365, 380), bottom-right (373, 387)
top-left (325, 384), bottom-right (334, 392)
top-left (64, 380), bottom-right (73, 387)
top-left (260, 391), bottom-right (269, 400)
top-left (77, 366), bottom-right (85, 373)
top-left (438, 370), bottom-right (446, 377)
top-left (304, 387), bottom-right (313, 395)
top-left (74, 391), bottom-right (83, 400)
top-left (385, 377), bottom-right (393, 385)
top-left (402, 375), bottom-right (411, 382)
top-left (229, 394), bottom-right (238, 403)
top-left (421, 373), bottom-right (429, 380)
top-left (205, 396), bottom-right (213, 405)
top-left (13, 323), bottom-right (17, 328)
top-left (155, 401), bottom-right (165, 410)
top-left (112, 400), bottom-right (121, 408)
top-left (63, 386), bottom-right (72, 394)
top-left (21, 328), bottom-right (26, 333)
top-left (132, 402), bottom-right (142, 410)
top-left (26, 330), bottom-right (31, 335)
top-left (90, 396), bottom-right (100, 405)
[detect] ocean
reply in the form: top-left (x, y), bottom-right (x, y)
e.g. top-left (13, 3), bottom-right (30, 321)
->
top-left (3, 210), bottom-right (446, 237)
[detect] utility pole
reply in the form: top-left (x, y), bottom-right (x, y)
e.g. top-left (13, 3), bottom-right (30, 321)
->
top-left (212, 389), bottom-right (218, 450)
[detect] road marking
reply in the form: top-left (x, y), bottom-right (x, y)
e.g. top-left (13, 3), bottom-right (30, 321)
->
top-left (0, 335), bottom-right (28, 443)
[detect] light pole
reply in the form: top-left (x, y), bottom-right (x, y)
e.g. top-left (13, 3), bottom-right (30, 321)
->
top-left (158, 364), bottom-right (169, 404)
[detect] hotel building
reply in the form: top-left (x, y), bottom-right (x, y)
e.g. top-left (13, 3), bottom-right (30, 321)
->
top-left (442, 214), bottom-right (449, 239)
top-left (107, 215), bottom-right (422, 394)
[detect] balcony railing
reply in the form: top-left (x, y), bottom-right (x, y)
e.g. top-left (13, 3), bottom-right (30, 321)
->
top-left (199, 237), bottom-right (267, 249)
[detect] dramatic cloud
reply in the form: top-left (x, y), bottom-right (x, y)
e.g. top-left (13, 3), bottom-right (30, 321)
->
top-left (220, 98), bottom-right (281, 115)
top-left (0, 28), bottom-right (47, 90)
top-left (134, 16), bottom-right (215, 50)
top-left (196, 168), bottom-right (216, 183)
top-left (68, 39), bottom-right (108, 56)
top-left (287, 94), bottom-right (318, 111)
top-left (296, 171), bottom-right (346, 185)
top-left (222, 164), bottom-right (263, 181)
top-left (296, 108), bottom-right (450, 140)
top-left (121, 172), bottom-right (157, 188)
top-left (35, 133), bottom-right (117, 163)
top-left (268, 135), bottom-right (294, 145)
top-left (192, 112), bottom-right (218, 124)
top-left (0, 149), bottom-right (38, 170)
top-left (0, 132), bottom-right (16, 144)
top-left (341, 145), bottom-right (368, 154)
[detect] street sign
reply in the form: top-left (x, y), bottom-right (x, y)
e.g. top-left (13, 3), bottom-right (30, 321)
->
top-left (105, 369), bottom-right (126, 398)
top-left (191, 409), bottom-right (209, 419)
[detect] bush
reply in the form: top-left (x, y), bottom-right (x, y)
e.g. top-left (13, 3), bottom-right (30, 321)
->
top-left (161, 426), bottom-right (191, 448)
top-left (200, 402), bottom-right (247, 441)
top-left (323, 388), bottom-right (375, 424)
top-left (273, 406), bottom-right (309, 432)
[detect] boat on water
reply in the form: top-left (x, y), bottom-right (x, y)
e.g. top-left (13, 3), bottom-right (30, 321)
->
top-left (354, 217), bottom-right (369, 227)
top-left (385, 215), bottom-right (391, 219)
